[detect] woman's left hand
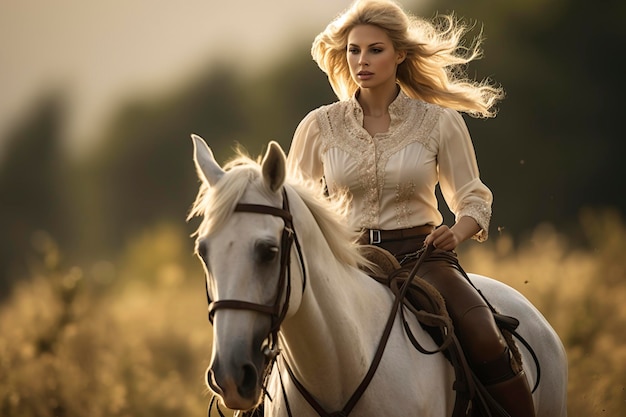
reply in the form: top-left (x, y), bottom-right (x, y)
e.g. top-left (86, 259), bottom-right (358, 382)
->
top-left (424, 217), bottom-right (481, 251)
top-left (424, 225), bottom-right (460, 251)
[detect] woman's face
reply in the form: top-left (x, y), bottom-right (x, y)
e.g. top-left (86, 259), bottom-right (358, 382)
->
top-left (346, 24), bottom-right (405, 91)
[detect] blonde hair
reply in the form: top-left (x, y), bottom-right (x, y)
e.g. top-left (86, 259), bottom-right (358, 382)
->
top-left (311, 0), bottom-right (504, 118)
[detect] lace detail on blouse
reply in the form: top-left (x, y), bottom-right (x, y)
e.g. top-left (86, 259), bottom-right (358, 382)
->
top-left (458, 201), bottom-right (492, 242)
top-left (316, 93), bottom-right (442, 227)
top-left (395, 181), bottom-right (416, 228)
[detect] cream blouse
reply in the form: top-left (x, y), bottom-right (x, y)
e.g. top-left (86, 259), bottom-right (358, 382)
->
top-left (286, 91), bottom-right (493, 242)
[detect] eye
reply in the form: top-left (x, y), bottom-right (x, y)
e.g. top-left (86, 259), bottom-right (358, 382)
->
top-left (371, 47), bottom-right (383, 53)
top-left (197, 238), bottom-right (209, 263)
top-left (348, 47), bottom-right (360, 54)
top-left (255, 240), bottom-right (279, 264)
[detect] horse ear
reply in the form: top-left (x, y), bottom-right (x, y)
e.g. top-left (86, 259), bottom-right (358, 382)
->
top-left (261, 141), bottom-right (286, 193)
top-left (191, 134), bottom-right (224, 186)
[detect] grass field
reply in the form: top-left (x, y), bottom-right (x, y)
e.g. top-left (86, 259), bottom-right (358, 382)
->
top-left (1, 210), bottom-right (624, 416)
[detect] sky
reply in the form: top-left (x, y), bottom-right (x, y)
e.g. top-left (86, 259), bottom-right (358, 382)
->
top-left (1, 0), bottom-right (378, 157)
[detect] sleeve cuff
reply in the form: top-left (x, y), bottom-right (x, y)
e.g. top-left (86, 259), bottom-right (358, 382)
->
top-left (457, 201), bottom-right (492, 242)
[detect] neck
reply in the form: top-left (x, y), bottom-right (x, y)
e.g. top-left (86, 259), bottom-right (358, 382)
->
top-left (357, 83), bottom-right (399, 117)
top-left (279, 250), bottom-right (392, 407)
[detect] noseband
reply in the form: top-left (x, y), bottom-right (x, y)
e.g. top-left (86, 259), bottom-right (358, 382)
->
top-left (203, 188), bottom-right (306, 340)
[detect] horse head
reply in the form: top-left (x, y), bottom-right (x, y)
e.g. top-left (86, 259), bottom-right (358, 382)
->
top-left (190, 134), bottom-right (303, 411)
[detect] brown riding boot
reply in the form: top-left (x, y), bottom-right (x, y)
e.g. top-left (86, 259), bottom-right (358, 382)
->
top-left (473, 348), bottom-right (536, 417)
top-left (484, 370), bottom-right (536, 417)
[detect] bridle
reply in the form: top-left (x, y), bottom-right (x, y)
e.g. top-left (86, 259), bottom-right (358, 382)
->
top-left (203, 188), bottom-right (307, 346)
top-left (204, 188), bottom-right (308, 417)
top-left (203, 187), bottom-right (311, 417)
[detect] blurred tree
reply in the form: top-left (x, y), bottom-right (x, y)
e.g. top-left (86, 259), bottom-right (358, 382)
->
top-left (0, 92), bottom-right (74, 296)
top-left (78, 49), bottom-right (336, 259)
top-left (243, 42), bottom-right (337, 152)
top-left (77, 65), bottom-right (251, 256)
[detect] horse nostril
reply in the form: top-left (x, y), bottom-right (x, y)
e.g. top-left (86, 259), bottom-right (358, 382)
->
top-left (239, 363), bottom-right (259, 398)
top-left (207, 368), bottom-right (223, 396)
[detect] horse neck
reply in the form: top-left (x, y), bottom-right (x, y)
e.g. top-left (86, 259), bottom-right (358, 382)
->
top-left (279, 235), bottom-right (393, 401)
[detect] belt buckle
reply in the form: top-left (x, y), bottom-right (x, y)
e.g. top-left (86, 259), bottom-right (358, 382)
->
top-left (369, 229), bottom-right (382, 244)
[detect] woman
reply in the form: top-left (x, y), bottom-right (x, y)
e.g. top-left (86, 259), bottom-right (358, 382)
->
top-left (286, 1), bottom-right (535, 416)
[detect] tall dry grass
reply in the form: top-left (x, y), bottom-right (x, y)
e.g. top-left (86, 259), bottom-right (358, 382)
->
top-left (0, 224), bottom-right (213, 417)
top-left (462, 208), bottom-right (626, 416)
top-left (1, 211), bottom-right (624, 416)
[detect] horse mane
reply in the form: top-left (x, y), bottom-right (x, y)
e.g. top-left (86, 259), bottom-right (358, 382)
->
top-left (188, 149), bottom-right (366, 269)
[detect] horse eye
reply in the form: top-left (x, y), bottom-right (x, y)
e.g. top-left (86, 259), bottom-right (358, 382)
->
top-left (255, 240), bottom-right (279, 264)
top-left (197, 239), bottom-right (209, 262)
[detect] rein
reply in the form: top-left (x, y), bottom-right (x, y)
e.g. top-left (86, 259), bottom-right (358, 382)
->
top-left (281, 244), bottom-right (437, 417)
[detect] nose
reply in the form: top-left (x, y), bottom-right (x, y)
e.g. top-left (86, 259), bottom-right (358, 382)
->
top-left (358, 53), bottom-right (368, 66)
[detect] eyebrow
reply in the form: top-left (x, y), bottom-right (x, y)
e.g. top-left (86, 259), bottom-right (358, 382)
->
top-left (348, 42), bottom-right (386, 48)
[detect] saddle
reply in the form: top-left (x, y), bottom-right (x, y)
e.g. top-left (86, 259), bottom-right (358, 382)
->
top-left (359, 245), bottom-right (525, 417)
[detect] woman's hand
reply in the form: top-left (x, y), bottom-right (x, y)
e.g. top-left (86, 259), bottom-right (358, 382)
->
top-left (424, 216), bottom-right (481, 251)
top-left (424, 225), bottom-right (460, 251)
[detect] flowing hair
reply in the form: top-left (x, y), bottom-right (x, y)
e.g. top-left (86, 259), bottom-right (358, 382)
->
top-left (311, 0), bottom-right (504, 118)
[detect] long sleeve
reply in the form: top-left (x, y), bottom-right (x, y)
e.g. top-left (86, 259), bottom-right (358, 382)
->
top-left (436, 108), bottom-right (493, 241)
top-left (287, 110), bottom-right (324, 182)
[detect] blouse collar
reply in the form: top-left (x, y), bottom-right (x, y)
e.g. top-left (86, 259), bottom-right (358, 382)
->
top-left (348, 88), bottom-right (412, 133)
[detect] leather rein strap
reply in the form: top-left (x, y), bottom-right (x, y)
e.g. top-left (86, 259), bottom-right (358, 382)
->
top-left (282, 244), bottom-right (436, 417)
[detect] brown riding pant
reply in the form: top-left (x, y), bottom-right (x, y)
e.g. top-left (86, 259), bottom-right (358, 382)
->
top-left (374, 236), bottom-right (507, 368)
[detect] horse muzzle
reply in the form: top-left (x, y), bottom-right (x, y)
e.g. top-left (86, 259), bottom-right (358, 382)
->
top-left (206, 318), bottom-right (270, 412)
top-left (207, 356), bottom-right (264, 410)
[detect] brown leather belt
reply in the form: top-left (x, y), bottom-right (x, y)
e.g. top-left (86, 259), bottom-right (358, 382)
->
top-left (359, 224), bottom-right (434, 245)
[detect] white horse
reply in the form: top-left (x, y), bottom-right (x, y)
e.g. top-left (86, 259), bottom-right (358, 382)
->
top-left (189, 134), bottom-right (568, 417)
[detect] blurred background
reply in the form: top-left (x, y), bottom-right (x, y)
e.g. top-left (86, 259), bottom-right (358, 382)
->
top-left (0, 0), bottom-right (624, 416)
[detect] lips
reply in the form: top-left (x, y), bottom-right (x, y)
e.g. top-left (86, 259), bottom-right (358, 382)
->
top-left (357, 71), bottom-right (373, 80)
